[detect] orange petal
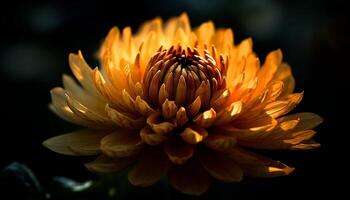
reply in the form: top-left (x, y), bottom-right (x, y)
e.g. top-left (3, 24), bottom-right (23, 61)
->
top-left (237, 113), bottom-right (322, 149)
top-left (277, 112), bottom-right (323, 132)
top-left (175, 75), bottom-right (187, 106)
top-left (140, 126), bottom-right (167, 145)
top-left (105, 104), bottom-right (145, 129)
top-left (195, 80), bottom-right (211, 108)
top-left (214, 101), bottom-right (242, 125)
top-left (100, 129), bottom-right (144, 158)
top-left (198, 147), bottom-right (243, 182)
top-left (203, 134), bottom-right (236, 151)
top-left (257, 49), bottom-right (282, 88)
top-left (128, 147), bottom-right (170, 187)
top-left (162, 99), bottom-right (178, 119)
top-left (158, 83), bottom-right (169, 106)
top-left (121, 89), bottom-right (136, 112)
top-left (85, 154), bottom-right (135, 173)
top-left (272, 63), bottom-right (295, 97)
top-left (187, 96), bottom-right (201, 118)
top-left (147, 112), bottom-right (176, 135)
top-left (43, 129), bottom-right (108, 156)
top-left (265, 93), bottom-right (303, 118)
top-left (135, 96), bottom-right (154, 116)
top-left (180, 125), bottom-right (208, 144)
top-left (168, 157), bottom-right (210, 196)
top-left (176, 107), bottom-right (188, 127)
top-left (193, 108), bottom-right (217, 128)
top-left (228, 148), bottom-right (294, 177)
top-left (164, 138), bottom-right (194, 164)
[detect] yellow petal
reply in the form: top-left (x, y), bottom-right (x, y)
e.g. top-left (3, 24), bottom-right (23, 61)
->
top-left (168, 157), bottom-right (210, 196)
top-left (50, 87), bottom-right (94, 127)
top-left (62, 74), bottom-right (104, 108)
top-left (100, 129), bottom-right (144, 158)
top-left (180, 125), bottom-right (208, 144)
top-left (43, 129), bottom-right (108, 156)
top-left (198, 147), bottom-right (243, 182)
top-left (69, 51), bottom-right (100, 97)
top-left (128, 147), bottom-right (170, 187)
top-left (164, 138), bottom-right (194, 165)
top-left (66, 93), bottom-right (111, 124)
top-left (85, 154), bottom-right (135, 173)
top-left (228, 148), bottom-right (294, 177)
top-left (140, 126), bottom-right (167, 145)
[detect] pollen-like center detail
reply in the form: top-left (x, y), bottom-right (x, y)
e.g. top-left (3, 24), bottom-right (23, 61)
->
top-left (143, 46), bottom-right (225, 108)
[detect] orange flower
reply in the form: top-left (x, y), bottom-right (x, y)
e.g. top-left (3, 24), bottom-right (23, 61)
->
top-left (43, 13), bottom-right (323, 195)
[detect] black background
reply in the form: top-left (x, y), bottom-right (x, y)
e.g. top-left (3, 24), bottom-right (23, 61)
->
top-left (0, 0), bottom-right (348, 199)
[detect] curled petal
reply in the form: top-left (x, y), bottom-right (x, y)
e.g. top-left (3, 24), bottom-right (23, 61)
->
top-left (147, 112), bottom-right (176, 135)
top-left (162, 99), bottom-right (178, 119)
top-left (140, 126), bottom-right (167, 145)
top-left (193, 108), bottom-right (217, 128)
top-left (50, 87), bottom-right (95, 127)
top-left (66, 93), bottom-right (111, 125)
top-left (180, 125), bottom-right (208, 144)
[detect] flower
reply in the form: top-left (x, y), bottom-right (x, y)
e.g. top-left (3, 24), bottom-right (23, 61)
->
top-left (43, 13), bottom-right (323, 195)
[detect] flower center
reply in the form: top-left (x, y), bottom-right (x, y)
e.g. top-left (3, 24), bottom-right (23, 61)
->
top-left (143, 46), bottom-right (224, 108)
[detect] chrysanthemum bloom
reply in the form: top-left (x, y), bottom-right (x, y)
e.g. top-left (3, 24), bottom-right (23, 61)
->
top-left (43, 13), bottom-right (323, 195)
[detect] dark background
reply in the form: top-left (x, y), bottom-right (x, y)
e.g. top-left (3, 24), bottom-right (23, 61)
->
top-left (0, 0), bottom-right (348, 199)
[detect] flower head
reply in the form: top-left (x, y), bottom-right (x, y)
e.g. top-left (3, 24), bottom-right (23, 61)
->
top-left (44, 13), bottom-right (322, 195)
